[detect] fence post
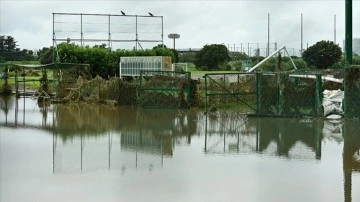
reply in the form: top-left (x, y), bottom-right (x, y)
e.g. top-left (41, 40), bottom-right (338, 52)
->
top-left (205, 74), bottom-right (208, 113)
top-left (186, 72), bottom-right (191, 106)
top-left (256, 73), bottom-right (262, 115)
top-left (315, 74), bottom-right (323, 116)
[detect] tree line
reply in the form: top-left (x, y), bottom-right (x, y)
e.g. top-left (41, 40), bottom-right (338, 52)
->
top-left (179, 41), bottom-right (359, 71)
top-left (0, 35), bottom-right (36, 62)
top-left (2, 35), bottom-right (360, 75)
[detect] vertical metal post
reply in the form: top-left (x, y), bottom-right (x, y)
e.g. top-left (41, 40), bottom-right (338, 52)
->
top-left (334, 14), bottom-right (337, 44)
top-left (205, 74), bottom-right (208, 113)
top-left (187, 72), bottom-right (191, 105)
top-left (345, 0), bottom-right (352, 65)
top-left (23, 66), bottom-right (25, 97)
top-left (247, 43), bottom-right (250, 56)
top-left (53, 132), bottom-right (55, 173)
top-left (161, 16), bottom-right (164, 48)
top-left (81, 133), bottom-right (83, 172)
top-left (108, 14), bottom-right (111, 51)
top-left (267, 13), bottom-right (270, 56)
top-left (204, 112), bottom-right (208, 153)
top-left (52, 13), bottom-right (55, 63)
top-left (173, 37), bottom-right (175, 50)
top-left (81, 13), bottom-right (83, 47)
top-left (315, 74), bottom-right (323, 116)
top-left (301, 13), bottom-right (303, 56)
top-left (15, 68), bottom-right (18, 96)
top-left (135, 15), bottom-right (138, 50)
top-left (108, 132), bottom-right (111, 170)
top-left (256, 73), bottom-right (262, 115)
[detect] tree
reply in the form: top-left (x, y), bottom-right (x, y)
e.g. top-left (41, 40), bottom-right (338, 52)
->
top-left (152, 44), bottom-right (178, 63)
top-left (194, 44), bottom-right (230, 70)
top-left (302, 40), bottom-right (342, 69)
top-left (0, 35), bottom-right (35, 61)
top-left (38, 47), bottom-right (54, 64)
top-left (0, 35), bottom-right (17, 61)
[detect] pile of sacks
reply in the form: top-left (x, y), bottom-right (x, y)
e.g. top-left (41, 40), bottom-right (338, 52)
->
top-left (323, 89), bottom-right (344, 119)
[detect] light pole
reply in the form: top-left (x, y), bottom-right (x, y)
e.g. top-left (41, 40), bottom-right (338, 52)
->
top-left (168, 33), bottom-right (180, 50)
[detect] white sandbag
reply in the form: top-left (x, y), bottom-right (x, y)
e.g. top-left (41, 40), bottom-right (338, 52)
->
top-left (323, 100), bottom-right (337, 116)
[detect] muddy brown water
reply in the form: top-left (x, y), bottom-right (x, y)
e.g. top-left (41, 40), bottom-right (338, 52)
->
top-left (0, 96), bottom-right (359, 202)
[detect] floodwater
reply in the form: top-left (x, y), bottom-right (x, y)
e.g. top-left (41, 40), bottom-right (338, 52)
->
top-left (0, 96), bottom-right (359, 202)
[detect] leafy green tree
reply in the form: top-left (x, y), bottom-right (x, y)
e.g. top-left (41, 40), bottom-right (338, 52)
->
top-left (353, 55), bottom-right (360, 65)
top-left (0, 35), bottom-right (35, 61)
top-left (231, 61), bottom-right (242, 71)
top-left (194, 44), bottom-right (230, 70)
top-left (302, 40), bottom-right (342, 69)
top-left (285, 58), bottom-right (307, 70)
top-left (38, 47), bottom-right (54, 64)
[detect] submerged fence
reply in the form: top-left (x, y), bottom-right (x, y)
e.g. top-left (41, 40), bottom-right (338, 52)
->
top-left (138, 70), bottom-right (191, 109)
top-left (344, 66), bottom-right (360, 118)
top-left (205, 72), bottom-right (324, 117)
top-left (13, 63), bottom-right (91, 97)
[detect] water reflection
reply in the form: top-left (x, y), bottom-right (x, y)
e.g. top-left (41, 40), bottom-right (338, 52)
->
top-left (343, 120), bottom-right (360, 202)
top-left (0, 96), bottom-right (359, 202)
top-left (204, 115), bottom-right (323, 159)
top-left (0, 95), bottom-right (14, 124)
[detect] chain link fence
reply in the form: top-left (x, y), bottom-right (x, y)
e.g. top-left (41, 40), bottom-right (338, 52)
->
top-left (205, 71), bottom-right (326, 117)
top-left (344, 66), bottom-right (360, 118)
top-left (138, 70), bottom-right (191, 109)
top-left (204, 73), bottom-right (257, 113)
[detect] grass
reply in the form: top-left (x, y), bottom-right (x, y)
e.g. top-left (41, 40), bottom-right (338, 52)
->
top-left (0, 69), bottom-right (54, 91)
top-left (0, 61), bottom-right (240, 92)
top-left (1, 76), bottom-right (42, 90)
top-left (0, 60), bottom-right (40, 65)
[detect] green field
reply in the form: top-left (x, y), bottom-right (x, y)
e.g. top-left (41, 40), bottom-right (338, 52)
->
top-left (0, 61), bottom-right (241, 92)
top-left (0, 69), bottom-right (54, 91)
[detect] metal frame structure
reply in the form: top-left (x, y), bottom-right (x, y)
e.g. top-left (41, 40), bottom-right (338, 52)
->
top-left (52, 12), bottom-right (164, 61)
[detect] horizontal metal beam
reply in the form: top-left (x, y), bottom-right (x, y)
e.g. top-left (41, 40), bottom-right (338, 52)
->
top-left (53, 12), bottom-right (163, 18)
top-left (54, 38), bottom-right (163, 43)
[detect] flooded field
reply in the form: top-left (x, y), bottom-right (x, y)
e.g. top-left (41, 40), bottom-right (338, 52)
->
top-left (0, 95), bottom-right (359, 202)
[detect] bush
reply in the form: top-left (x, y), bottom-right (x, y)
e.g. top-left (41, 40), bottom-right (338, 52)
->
top-left (52, 43), bottom-right (175, 78)
top-left (231, 61), bottom-right (242, 71)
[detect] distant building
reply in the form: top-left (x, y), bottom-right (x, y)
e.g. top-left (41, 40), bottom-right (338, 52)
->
top-left (343, 38), bottom-right (360, 55)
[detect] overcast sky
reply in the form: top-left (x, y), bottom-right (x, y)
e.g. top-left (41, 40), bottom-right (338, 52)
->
top-left (0, 0), bottom-right (359, 56)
